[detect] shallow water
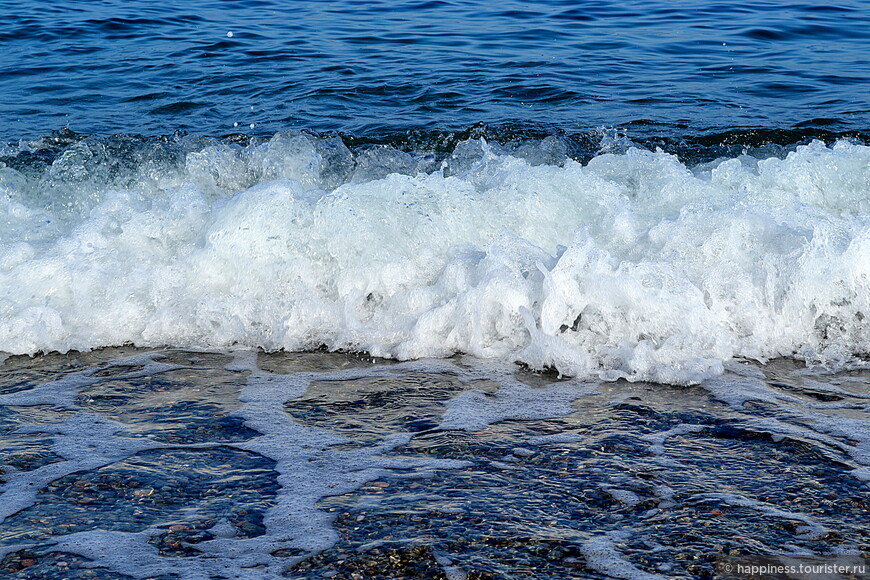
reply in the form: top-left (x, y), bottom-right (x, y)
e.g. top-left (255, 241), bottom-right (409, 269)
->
top-left (0, 348), bottom-right (867, 578)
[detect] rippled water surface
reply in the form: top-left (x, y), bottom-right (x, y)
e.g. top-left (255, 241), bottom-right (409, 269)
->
top-left (2, 0), bottom-right (870, 139)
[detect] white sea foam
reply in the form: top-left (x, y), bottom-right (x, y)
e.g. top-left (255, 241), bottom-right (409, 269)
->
top-left (3, 135), bottom-right (870, 384)
top-left (580, 531), bottom-right (667, 580)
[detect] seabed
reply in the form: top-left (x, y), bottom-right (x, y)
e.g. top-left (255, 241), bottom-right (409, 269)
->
top-left (0, 348), bottom-right (868, 579)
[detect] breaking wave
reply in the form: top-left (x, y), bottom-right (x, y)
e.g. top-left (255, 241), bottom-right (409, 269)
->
top-left (3, 130), bottom-right (870, 384)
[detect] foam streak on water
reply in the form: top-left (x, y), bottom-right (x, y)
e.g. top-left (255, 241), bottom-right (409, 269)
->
top-left (2, 133), bottom-right (870, 384)
top-left (0, 351), bottom-right (471, 579)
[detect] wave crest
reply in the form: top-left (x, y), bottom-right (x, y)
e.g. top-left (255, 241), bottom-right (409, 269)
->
top-left (2, 132), bottom-right (870, 384)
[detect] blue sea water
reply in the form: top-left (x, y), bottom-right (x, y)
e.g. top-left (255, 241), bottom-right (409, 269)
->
top-left (3, 4), bottom-right (870, 579)
top-left (2, 0), bottom-right (870, 139)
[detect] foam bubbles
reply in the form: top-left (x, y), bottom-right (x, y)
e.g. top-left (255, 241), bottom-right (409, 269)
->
top-left (581, 531), bottom-right (667, 580)
top-left (3, 135), bottom-right (870, 384)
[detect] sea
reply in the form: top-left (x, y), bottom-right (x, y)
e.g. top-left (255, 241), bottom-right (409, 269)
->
top-left (1, 0), bottom-right (869, 578)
